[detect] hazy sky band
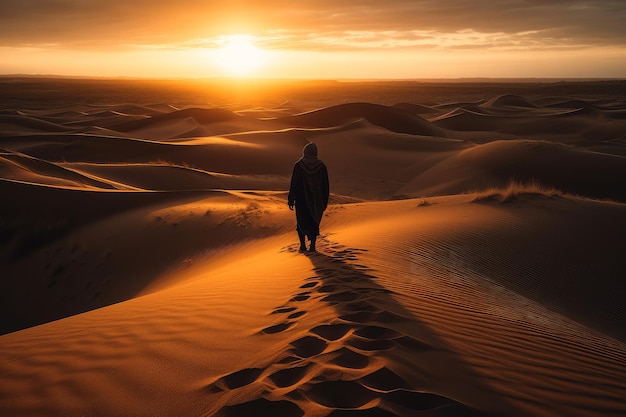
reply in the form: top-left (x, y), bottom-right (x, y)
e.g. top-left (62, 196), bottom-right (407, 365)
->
top-left (3, 1), bottom-right (626, 49)
top-left (2, 0), bottom-right (625, 78)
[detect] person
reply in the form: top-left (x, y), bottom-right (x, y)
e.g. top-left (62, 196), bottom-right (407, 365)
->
top-left (288, 142), bottom-right (330, 252)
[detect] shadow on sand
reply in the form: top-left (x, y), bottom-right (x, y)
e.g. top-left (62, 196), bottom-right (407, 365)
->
top-left (212, 237), bottom-right (511, 417)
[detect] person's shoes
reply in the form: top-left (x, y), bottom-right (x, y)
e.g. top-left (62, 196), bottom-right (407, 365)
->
top-left (299, 246), bottom-right (307, 253)
top-left (308, 246), bottom-right (316, 253)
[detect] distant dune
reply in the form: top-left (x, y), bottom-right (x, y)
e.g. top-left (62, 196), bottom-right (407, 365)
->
top-left (281, 102), bottom-right (446, 137)
top-left (1, 79), bottom-right (625, 417)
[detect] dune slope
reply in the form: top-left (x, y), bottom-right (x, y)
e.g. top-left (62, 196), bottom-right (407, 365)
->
top-left (1, 195), bottom-right (625, 417)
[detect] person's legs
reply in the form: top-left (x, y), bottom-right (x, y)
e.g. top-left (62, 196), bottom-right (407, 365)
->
top-left (295, 203), bottom-right (320, 252)
top-left (297, 228), bottom-right (307, 252)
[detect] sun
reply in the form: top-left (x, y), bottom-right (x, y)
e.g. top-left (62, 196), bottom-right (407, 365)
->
top-left (214, 35), bottom-right (267, 76)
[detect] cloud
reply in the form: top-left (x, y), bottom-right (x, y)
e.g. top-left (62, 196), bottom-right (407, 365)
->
top-left (1, 0), bottom-right (625, 51)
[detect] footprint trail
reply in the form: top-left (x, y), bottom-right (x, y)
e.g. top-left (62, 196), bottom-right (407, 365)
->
top-left (204, 236), bottom-right (485, 417)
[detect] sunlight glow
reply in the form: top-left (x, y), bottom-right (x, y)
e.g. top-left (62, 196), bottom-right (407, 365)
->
top-left (213, 35), bottom-right (268, 76)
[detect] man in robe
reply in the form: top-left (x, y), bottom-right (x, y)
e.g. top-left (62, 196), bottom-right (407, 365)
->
top-left (288, 142), bottom-right (330, 252)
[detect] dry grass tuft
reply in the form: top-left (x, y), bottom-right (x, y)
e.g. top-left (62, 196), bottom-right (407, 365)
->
top-left (471, 181), bottom-right (563, 203)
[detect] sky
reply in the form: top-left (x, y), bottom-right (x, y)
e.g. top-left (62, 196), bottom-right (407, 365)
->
top-left (1, 0), bottom-right (626, 79)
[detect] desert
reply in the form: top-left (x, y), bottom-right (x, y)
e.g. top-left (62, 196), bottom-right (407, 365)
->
top-left (1, 77), bottom-right (625, 417)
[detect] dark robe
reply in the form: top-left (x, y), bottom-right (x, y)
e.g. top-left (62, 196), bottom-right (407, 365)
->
top-left (288, 158), bottom-right (330, 238)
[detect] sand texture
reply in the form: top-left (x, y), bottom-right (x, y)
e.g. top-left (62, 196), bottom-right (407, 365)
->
top-left (1, 78), bottom-right (625, 417)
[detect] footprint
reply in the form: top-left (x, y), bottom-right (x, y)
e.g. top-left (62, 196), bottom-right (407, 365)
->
top-left (262, 321), bottom-right (294, 334)
top-left (267, 364), bottom-right (312, 388)
top-left (313, 267), bottom-right (334, 274)
top-left (221, 398), bottom-right (304, 417)
top-left (354, 326), bottom-right (402, 340)
top-left (321, 291), bottom-right (361, 303)
top-left (383, 389), bottom-right (480, 414)
top-left (310, 323), bottom-right (352, 341)
top-left (300, 282), bottom-right (318, 289)
top-left (341, 301), bottom-right (381, 313)
top-left (288, 311), bottom-right (306, 319)
top-left (359, 367), bottom-right (410, 392)
top-left (317, 284), bottom-right (341, 293)
top-left (290, 336), bottom-right (328, 358)
top-left (303, 380), bottom-right (377, 409)
top-left (290, 294), bottom-right (310, 302)
top-left (329, 347), bottom-right (369, 369)
top-left (280, 245), bottom-right (303, 255)
top-left (216, 367), bottom-right (264, 389)
top-left (273, 307), bottom-right (297, 314)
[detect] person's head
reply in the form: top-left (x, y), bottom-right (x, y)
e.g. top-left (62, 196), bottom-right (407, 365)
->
top-left (303, 142), bottom-right (318, 158)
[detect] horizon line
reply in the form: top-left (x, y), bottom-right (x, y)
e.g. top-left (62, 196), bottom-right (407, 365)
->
top-left (2, 74), bottom-right (626, 84)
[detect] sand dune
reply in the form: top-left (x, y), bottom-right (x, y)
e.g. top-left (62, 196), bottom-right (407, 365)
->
top-left (482, 94), bottom-right (540, 109)
top-left (63, 162), bottom-right (287, 191)
top-left (398, 139), bottom-right (626, 200)
top-left (0, 150), bottom-right (121, 189)
top-left (391, 102), bottom-right (442, 115)
top-left (112, 107), bottom-right (242, 132)
top-left (431, 104), bottom-right (624, 142)
top-left (281, 102), bottom-right (446, 137)
top-left (1, 79), bottom-right (625, 417)
top-left (0, 114), bottom-right (75, 134)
